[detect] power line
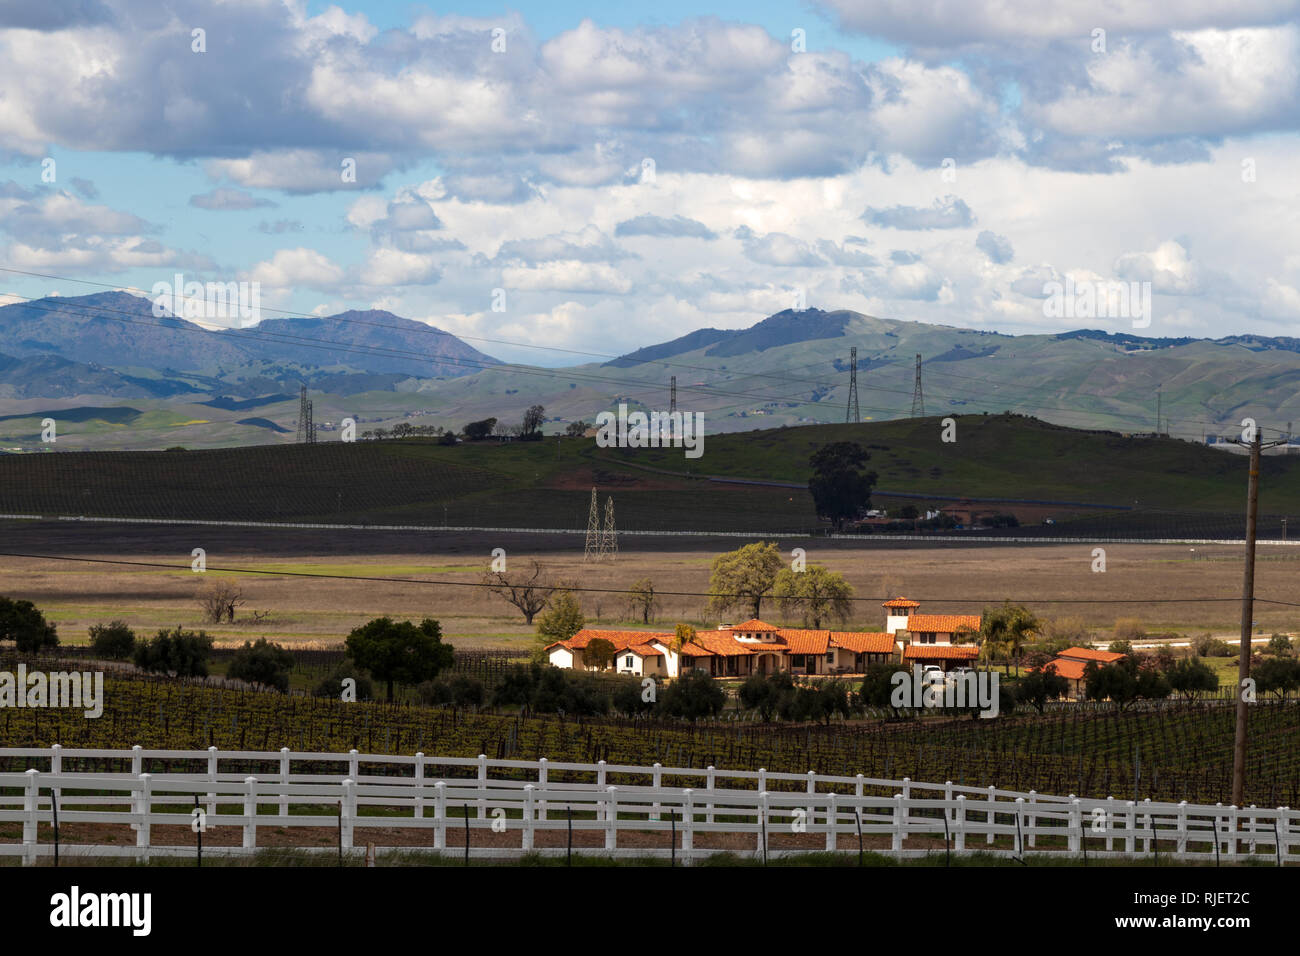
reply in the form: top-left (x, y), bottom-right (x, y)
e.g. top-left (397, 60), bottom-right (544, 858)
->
top-left (2, 550), bottom-right (1299, 606)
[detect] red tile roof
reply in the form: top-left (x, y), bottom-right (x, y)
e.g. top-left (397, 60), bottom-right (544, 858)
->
top-left (620, 644), bottom-right (664, 658)
top-left (729, 619), bottom-right (781, 632)
top-left (902, 644), bottom-right (980, 660)
top-left (882, 598), bottom-right (921, 609)
top-left (830, 632), bottom-right (897, 654)
top-left (905, 614), bottom-right (981, 635)
top-left (1044, 658), bottom-right (1090, 681)
top-left (548, 629), bottom-right (675, 653)
top-left (1058, 646), bottom-right (1125, 663)
top-left (778, 629), bottom-right (830, 654)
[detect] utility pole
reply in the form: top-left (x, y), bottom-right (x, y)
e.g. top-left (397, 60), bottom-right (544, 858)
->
top-left (1155, 386), bottom-right (1161, 436)
top-left (1231, 431), bottom-right (1260, 808)
top-left (845, 347), bottom-right (860, 424)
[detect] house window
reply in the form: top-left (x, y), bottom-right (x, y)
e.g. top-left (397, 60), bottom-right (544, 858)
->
top-left (791, 655), bottom-right (804, 667)
top-left (826, 652), bottom-right (835, 662)
top-left (625, 656), bottom-right (634, 667)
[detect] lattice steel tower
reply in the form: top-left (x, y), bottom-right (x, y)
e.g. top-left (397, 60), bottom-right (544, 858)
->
top-left (670, 376), bottom-right (677, 413)
top-left (583, 488), bottom-right (601, 561)
top-left (296, 385), bottom-right (311, 442)
top-left (910, 354), bottom-right (925, 417)
top-left (845, 346), bottom-right (859, 423)
top-left (600, 496), bottom-right (618, 560)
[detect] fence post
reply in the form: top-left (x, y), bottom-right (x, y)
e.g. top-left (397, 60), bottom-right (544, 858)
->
top-left (855, 773), bottom-right (864, 800)
top-left (1124, 800), bottom-right (1136, 854)
top-left (523, 785), bottom-right (535, 851)
top-left (1013, 797), bottom-right (1025, 855)
top-left (414, 752), bottom-right (425, 821)
top-left (22, 769), bottom-right (39, 867)
top-left (340, 778), bottom-right (355, 852)
top-left (597, 759), bottom-right (607, 790)
top-left (348, 748), bottom-right (359, 783)
top-left (207, 746), bottom-right (218, 820)
top-left (902, 776), bottom-right (911, 801)
top-left (652, 763), bottom-right (662, 821)
top-left (1142, 798), bottom-right (1153, 853)
top-left (955, 795), bottom-right (966, 852)
top-left (538, 758), bottom-right (548, 822)
top-left (987, 785), bottom-right (997, 845)
top-left (682, 789), bottom-right (694, 865)
top-left (1227, 805), bottom-right (1239, 858)
top-left (478, 754), bottom-right (488, 820)
top-left (279, 748), bottom-right (291, 820)
top-left (826, 793), bottom-right (838, 852)
top-left (1279, 807), bottom-right (1292, 863)
top-left (1106, 796), bottom-right (1116, 851)
top-left (605, 786), bottom-right (618, 851)
top-left (892, 793), bottom-right (905, 853)
top-left (131, 744), bottom-right (142, 778)
top-left (1248, 805), bottom-right (1258, 854)
top-left (759, 791), bottom-right (770, 856)
top-left (1027, 791), bottom-right (1037, 847)
top-left (434, 781), bottom-right (446, 850)
top-left (242, 776), bottom-right (258, 852)
top-left (1068, 799), bottom-right (1081, 853)
top-left (706, 766), bottom-right (715, 823)
top-left (1177, 802), bottom-right (1188, 857)
top-left (50, 744), bottom-right (61, 808)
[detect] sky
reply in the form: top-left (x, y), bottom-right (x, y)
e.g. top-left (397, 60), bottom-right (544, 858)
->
top-left (1, 0), bottom-right (1299, 364)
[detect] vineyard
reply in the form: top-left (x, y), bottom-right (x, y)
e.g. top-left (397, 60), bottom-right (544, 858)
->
top-left (1, 668), bottom-right (1296, 807)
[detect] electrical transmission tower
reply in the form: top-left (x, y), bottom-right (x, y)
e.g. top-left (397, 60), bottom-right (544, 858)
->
top-left (296, 385), bottom-right (311, 443)
top-left (306, 400), bottom-right (316, 443)
top-left (845, 346), bottom-right (860, 423)
top-left (670, 376), bottom-right (677, 413)
top-left (600, 496), bottom-right (618, 560)
top-left (583, 488), bottom-right (601, 562)
top-left (910, 354), bottom-right (925, 417)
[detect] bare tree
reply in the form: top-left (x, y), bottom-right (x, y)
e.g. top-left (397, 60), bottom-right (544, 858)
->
top-left (628, 578), bottom-right (657, 624)
top-left (483, 560), bottom-right (553, 624)
top-left (198, 579), bottom-right (245, 624)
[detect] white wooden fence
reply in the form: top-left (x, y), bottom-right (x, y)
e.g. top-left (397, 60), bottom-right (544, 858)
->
top-left (1, 746), bottom-right (1294, 865)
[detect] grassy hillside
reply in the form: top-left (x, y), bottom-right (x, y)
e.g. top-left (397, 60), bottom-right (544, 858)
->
top-left (1, 415), bottom-right (1296, 534)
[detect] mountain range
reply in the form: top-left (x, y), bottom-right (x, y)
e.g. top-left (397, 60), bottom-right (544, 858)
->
top-left (1, 293), bottom-right (1297, 450)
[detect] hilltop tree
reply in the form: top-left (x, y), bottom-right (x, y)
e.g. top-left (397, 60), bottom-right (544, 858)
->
top-left (0, 597), bottom-right (59, 653)
top-left (706, 542), bottom-right (783, 620)
top-left (773, 564), bottom-right (853, 628)
top-left (1016, 664), bottom-right (1071, 713)
top-left (1254, 656), bottom-right (1300, 699)
top-left (535, 589), bottom-right (585, 662)
top-left (808, 442), bottom-right (877, 531)
top-left (344, 617), bottom-right (454, 701)
top-left (565, 421), bottom-right (589, 437)
top-left (484, 559), bottom-right (553, 625)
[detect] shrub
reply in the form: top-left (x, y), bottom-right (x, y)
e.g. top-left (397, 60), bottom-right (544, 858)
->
top-left (227, 638), bottom-right (294, 692)
top-left (660, 670), bottom-right (726, 720)
top-left (313, 661), bottom-right (374, 701)
top-left (0, 597), bottom-right (58, 653)
top-left (417, 674), bottom-right (485, 709)
top-left (88, 620), bottom-right (136, 659)
top-left (134, 628), bottom-right (213, 677)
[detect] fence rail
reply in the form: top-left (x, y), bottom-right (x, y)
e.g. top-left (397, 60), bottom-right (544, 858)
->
top-left (0, 746), bottom-right (1293, 865)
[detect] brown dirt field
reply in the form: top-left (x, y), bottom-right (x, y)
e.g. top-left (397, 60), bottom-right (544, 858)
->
top-left (1, 520), bottom-right (1294, 651)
